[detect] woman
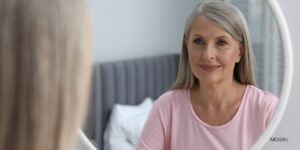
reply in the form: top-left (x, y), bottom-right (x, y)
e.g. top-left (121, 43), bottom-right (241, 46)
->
top-left (0, 0), bottom-right (93, 150)
top-left (136, 1), bottom-right (278, 150)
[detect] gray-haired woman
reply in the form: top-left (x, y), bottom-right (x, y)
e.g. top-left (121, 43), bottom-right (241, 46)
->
top-left (137, 1), bottom-right (278, 150)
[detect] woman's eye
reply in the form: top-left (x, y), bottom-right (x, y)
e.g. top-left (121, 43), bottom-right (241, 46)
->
top-left (193, 38), bottom-right (204, 45)
top-left (217, 40), bottom-right (227, 46)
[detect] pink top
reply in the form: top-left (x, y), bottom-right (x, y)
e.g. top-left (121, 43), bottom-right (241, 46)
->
top-left (136, 85), bottom-right (278, 150)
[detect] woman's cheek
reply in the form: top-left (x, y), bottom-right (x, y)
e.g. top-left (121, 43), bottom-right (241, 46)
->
top-left (188, 50), bottom-right (198, 64)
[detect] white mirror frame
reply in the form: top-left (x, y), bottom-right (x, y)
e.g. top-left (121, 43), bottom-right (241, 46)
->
top-left (77, 129), bottom-right (98, 150)
top-left (251, 0), bottom-right (293, 149)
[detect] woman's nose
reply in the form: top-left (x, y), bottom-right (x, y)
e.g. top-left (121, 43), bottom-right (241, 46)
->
top-left (202, 44), bottom-right (215, 60)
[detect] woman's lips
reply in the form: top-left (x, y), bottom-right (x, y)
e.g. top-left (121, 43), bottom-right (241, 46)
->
top-left (199, 64), bottom-right (221, 71)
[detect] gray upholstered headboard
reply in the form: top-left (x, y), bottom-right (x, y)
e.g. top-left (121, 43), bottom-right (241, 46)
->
top-left (84, 54), bottom-right (180, 149)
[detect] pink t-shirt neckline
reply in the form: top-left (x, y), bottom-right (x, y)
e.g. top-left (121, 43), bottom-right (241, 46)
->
top-left (137, 85), bottom-right (278, 150)
top-left (187, 85), bottom-right (249, 130)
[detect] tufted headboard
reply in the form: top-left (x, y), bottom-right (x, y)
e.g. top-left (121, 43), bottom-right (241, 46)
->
top-left (84, 54), bottom-right (180, 149)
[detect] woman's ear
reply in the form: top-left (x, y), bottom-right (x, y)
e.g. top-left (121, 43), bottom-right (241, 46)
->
top-left (236, 44), bottom-right (244, 63)
top-left (184, 35), bottom-right (189, 50)
top-left (184, 35), bottom-right (188, 45)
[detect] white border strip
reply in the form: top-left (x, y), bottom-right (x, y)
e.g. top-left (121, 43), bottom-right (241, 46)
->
top-left (251, 0), bottom-right (293, 149)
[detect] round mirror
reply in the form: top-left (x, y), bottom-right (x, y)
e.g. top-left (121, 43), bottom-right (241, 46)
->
top-left (252, 0), bottom-right (292, 149)
top-left (81, 0), bottom-right (293, 149)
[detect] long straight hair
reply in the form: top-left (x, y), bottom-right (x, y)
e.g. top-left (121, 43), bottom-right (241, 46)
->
top-left (171, 1), bottom-right (256, 90)
top-left (0, 0), bottom-right (93, 150)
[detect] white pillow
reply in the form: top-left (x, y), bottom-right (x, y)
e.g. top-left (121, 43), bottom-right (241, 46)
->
top-left (104, 98), bottom-right (153, 150)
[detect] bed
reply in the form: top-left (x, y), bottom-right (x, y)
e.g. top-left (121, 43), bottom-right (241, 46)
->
top-left (83, 54), bottom-right (180, 150)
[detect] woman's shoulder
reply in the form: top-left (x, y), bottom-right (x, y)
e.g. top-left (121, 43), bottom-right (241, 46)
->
top-left (244, 85), bottom-right (279, 127)
top-left (246, 85), bottom-right (278, 100)
top-left (245, 85), bottom-right (278, 108)
top-left (154, 89), bottom-right (189, 109)
top-left (158, 89), bottom-right (188, 99)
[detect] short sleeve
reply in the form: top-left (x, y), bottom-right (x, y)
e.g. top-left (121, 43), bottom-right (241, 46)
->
top-left (264, 95), bottom-right (279, 128)
top-left (136, 95), bottom-right (172, 150)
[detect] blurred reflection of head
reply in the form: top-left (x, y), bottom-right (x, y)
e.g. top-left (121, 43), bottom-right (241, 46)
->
top-left (0, 0), bottom-right (93, 150)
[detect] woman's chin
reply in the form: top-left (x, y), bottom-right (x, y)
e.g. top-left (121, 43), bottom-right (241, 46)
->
top-left (198, 78), bottom-right (220, 85)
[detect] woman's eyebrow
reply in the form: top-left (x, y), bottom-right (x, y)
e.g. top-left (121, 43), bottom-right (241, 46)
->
top-left (191, 34), bottom-right (231, 40)
top-left (191, 34), bottom-right (203, 37)
top-left (217, 35), bottom-right (230, 39)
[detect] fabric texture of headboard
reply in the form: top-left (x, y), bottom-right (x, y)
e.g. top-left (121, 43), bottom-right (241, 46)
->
top-left (84, 54), bottom-right (180, 149)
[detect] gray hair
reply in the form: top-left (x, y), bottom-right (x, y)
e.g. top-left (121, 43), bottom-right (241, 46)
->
top-left (171, 0), bottom-right (256, 89)
top-left (0, 0), bottom-right (92, 150)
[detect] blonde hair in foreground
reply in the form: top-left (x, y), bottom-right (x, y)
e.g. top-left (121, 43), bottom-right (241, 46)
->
top-left (0, 0), bottom-right (92, 150)
top-left (171, 1), bottom-right (256, 90)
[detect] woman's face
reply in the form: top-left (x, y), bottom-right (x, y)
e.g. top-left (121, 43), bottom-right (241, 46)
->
top-left (186, 16), bottom-right (242, 85)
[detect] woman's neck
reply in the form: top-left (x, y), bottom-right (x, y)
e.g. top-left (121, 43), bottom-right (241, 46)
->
top-left (191, 79), bottom-right (245, 113)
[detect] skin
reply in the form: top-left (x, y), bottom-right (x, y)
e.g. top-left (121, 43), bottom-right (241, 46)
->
top-left (187, 16), bottom-right (247, 126)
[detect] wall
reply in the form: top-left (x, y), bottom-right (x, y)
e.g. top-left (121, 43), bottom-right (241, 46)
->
top-left (87, 0), bottom-right (199, 63)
